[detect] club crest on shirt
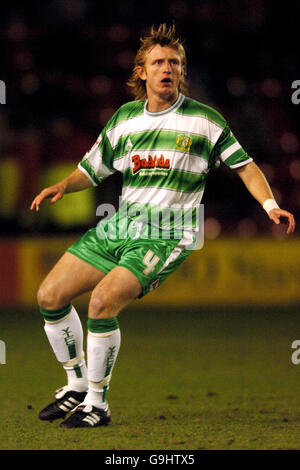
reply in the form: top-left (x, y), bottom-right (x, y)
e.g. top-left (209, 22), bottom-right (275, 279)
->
top-left (131, 154), bottom-right (170, 175)
top-left (176, 134), bottom-right (192, 152)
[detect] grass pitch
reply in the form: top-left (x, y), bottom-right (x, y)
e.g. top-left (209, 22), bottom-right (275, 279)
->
top-left (1, 305), bottom-right (300, 450)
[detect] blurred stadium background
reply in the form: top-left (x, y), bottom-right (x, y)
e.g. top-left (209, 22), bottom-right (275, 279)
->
top-left (0, 0), bottom-right (300, 450)
top-left (0, 0), bottom-right (299, 309)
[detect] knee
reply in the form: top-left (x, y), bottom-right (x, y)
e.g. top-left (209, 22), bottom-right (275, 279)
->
top-left (88, 292), bottom-right (116, 318)
top-left (37, 281), bottom-right (69, 310)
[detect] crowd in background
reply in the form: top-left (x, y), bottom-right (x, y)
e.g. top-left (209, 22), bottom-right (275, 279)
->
top-left (0, 0), bottom-right (299, 237)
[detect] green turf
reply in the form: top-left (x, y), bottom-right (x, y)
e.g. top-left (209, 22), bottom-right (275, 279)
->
top-left (1, 305), bottom-right (300, 450)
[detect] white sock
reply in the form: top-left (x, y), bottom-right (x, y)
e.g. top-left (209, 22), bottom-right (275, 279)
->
top-left (44, 306), bottom-right (88, 392)
top-left (83, 329), bottom-right (121, 408)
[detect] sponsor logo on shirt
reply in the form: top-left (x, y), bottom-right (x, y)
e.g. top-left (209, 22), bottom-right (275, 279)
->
top-left (132, 154), bottom-right (170, 175)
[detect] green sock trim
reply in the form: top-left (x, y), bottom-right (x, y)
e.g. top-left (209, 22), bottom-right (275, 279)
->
top-left (102, 385), bottom-right (108, 402)
top-left (40, 304), bottom-right (72, 322)
top-left (73, 364), bottom-right (83, 378)
top-left (87, 317), bottom-right (119, 333)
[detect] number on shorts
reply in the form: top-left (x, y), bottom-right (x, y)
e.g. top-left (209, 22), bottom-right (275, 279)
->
top-left (143, 250), bottom-right (160, 275)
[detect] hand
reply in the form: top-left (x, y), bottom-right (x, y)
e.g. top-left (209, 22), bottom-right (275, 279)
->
top-left (30, 182), bottom-right (66, 212)
top-left (268, 208), bottom-right (296, 235)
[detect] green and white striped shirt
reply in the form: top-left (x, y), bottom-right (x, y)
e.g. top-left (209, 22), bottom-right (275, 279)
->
top-left (79, 93), bottom-right (252, 230)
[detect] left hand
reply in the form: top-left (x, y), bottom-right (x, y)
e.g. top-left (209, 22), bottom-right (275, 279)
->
top-left (268, 208), bottom-right (296, 235)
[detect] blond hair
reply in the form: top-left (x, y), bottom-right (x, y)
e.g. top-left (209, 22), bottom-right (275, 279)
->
top-left (127, 24), bottom-right (188, 101)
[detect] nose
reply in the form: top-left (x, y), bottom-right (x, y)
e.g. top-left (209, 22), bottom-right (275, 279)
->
top-left (163, 60), bottom-right (172, 73)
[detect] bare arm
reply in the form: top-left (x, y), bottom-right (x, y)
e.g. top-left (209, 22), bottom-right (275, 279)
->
top-left (235, 161), bottom-right (295, 235)
top-left (30, 168), bottom-right (93, 212)
top-left (235, 161), bottom-right (275, 205)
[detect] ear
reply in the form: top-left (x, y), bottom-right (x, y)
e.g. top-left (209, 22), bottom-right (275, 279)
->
top-left (180, 64), bottom-right (185, 80)
top-left (137, 66), bottom-right (146, 81)
top-left (179, 66), bottom-right (186, 89)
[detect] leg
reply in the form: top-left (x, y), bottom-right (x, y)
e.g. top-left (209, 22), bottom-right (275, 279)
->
top-left (38, 252), bottom-right (107, 421)
top-left (88, 265), bottom-right (142, 318)
top-left (87, 266), bottom-right (142, 404)
top-left (37, 251), bottom-right (107, 310)
top-left (60, 267), bottom-right (142, 428)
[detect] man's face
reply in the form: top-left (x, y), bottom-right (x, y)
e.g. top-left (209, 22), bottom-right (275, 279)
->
top-left (138, 44), bottom-right (184, 102)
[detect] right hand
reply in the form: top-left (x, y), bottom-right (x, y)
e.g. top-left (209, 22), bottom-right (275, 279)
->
top-left (30, 182), bottom-right (66, 212)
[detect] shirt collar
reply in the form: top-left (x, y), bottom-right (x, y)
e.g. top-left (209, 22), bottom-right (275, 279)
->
top-left (144, 93), bottom-right (184, 117)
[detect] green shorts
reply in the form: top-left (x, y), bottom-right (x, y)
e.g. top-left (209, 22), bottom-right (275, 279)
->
top-left (67, 215), bottom-right (195, 297)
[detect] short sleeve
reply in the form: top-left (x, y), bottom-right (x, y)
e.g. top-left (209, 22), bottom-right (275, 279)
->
top-left (78, 130), bottom-right (116, 186)
top-left (214, 124), bottom-right (253, 169)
